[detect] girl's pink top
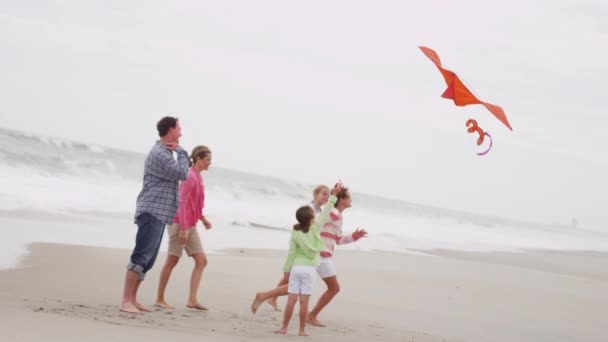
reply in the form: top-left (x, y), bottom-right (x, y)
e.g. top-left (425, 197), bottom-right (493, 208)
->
top-left (173, 166), bottom-right (205, 230)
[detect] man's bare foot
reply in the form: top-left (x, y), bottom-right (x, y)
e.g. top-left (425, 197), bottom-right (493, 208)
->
top-left (133, 302), bottom-right (152, 312)
top-left (298, 330), bottom-right (309, 336)
top-left (251, 293), bottom-right (263, 314)
top-left (306, 317), bottom-right (326, 327)
top-left (119, 302), bottom-right (141, 314)
top-left (186, 301), bottom-right (208, 310)
top-left (274, 328), bottom-right (287, 334)
top-left (266, 298), bottom-right (280, 311)
top-left (154, 300), bottom-right (174, 309)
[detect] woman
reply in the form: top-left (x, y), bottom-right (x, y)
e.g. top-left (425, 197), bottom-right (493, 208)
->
top-left (155, 145), bottom-right (213, 310)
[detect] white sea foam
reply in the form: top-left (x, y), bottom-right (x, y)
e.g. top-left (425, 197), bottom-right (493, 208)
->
top-left (1, 127), bottom-right (608, 268)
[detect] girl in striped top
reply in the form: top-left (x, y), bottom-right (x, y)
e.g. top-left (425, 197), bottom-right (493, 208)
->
top-left (307, 186), bottom-right (367, 327)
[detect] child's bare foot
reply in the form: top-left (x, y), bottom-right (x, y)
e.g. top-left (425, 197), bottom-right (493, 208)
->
top-left (133, 302), bottom-right (152, 312)
top-left (306, 316), bottom-right (326, 327)
top-left (154, 300), bottom-right (174, 309)
top-left (298, 330), bottom-right (309, 336)
top-left (251, 293), bottom-right (263, 314)
top-left (274, 328), bottom-right (287, 334)
top-left (266, 298), bottom-right (280, 311)
top-left (186, 301), bottom-right (208, 310)
top-left (119, 302), bottom-right (141, 314)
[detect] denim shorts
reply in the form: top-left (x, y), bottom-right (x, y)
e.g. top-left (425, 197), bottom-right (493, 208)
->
top-left (127, 213), bottom-right (166, 281)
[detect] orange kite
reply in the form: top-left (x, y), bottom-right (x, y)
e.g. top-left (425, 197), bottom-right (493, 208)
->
top-left (419, 46), bottom-right (512, 131)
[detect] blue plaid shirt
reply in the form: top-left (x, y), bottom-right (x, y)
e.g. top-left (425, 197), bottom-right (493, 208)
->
top-left (134, 141), bottom-right (189, 224)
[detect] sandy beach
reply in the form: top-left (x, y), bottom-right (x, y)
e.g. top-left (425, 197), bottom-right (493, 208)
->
top-left (1, 239), bottom-right (607, 342)
top-left (2, 1), bottom-right (608, 340)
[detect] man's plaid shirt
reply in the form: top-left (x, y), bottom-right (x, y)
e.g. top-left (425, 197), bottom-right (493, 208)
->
top-left (134, 141), bottom-right (189, 224)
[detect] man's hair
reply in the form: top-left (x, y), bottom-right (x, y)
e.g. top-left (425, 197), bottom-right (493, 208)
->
top-left (157, 116), bottom-right (178, 137)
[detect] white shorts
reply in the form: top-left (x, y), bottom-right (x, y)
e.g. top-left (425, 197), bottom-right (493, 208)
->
top-left (288, 266), bottom-right (316, 295)
top-left (316, 257), bottom-right (337, 279)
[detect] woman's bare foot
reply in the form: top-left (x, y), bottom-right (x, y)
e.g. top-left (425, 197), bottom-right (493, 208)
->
top-left (306, 316), bottom-right (326, 327)
top-left (298, 330), bottom-right (309, 336)
top-left (133, 302), bottom-right (152, 312)
top-left (251, 293), bottom-right (263, 314)
top-left (274, 328), bottom-right (287, 334)
top-left (154, 300), bottom-right (174, 309)
top-left (186, 301), bottom-right (208, 310)
top-left (266, 298), bottom-right (280, 311)
top-left (119, 302), bottom-right (141, 314)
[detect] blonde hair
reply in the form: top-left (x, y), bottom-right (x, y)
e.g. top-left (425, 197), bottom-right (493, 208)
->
top-left (189, 145), bottom-right (211, 167)
top-left (313, 184), bottom-right (329, 197)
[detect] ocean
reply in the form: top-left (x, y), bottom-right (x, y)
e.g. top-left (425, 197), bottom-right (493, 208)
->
top-left (2, 127), bottom-right (607, 268)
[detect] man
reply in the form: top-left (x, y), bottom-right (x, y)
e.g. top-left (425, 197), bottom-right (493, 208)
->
top-left (120, 116), bottom-right (189, 313)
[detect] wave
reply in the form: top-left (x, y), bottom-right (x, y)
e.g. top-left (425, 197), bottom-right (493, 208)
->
top-left (2, 126), bottom-right (607, 253)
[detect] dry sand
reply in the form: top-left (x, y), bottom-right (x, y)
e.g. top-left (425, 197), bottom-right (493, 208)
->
top-left (1, 241), bottom-right (607, 341)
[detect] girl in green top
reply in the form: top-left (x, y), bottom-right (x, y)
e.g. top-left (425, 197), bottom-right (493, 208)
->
top-left (274, 182), bottom-right (343, 336)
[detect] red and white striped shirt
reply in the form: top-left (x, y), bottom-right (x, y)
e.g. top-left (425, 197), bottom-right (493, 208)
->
top-left (319, 208), bottom-right (356, 258)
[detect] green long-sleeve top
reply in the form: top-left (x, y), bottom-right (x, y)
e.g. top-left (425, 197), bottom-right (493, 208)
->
top-left (282, 195), bottom-right (337, 272)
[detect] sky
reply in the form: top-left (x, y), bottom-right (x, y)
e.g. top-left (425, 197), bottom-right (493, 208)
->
top-left (0, 0), bottom-right (607, 230)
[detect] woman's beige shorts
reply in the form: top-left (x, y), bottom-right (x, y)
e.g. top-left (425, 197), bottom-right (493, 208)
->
top-left (167, 223), bottom-right (204, 257)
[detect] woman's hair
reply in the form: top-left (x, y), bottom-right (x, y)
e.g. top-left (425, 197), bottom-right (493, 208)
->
top-left (293, 206), bottom-right (315, 233)
top-left (313, 184), bottom-right (329, 197)
top-left (334, 187), bottom-right (350, 207)
top-left (189, 145), bottom-right (211, 167)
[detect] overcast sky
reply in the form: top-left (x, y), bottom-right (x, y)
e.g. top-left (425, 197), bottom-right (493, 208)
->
top-left (1, 0), bottom-right (606, 229)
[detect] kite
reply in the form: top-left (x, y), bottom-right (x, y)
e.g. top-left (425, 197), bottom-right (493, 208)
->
top-left (419, 46), bottom-right (512, 131)
top-left (466, 119), bottom-right (493, 156)
top-left (466, 119), bottom-right (485, 145)
top-left (477, 132), bottom-right (493, 156)
top-left (419, 46), bottom-right (511, 155)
